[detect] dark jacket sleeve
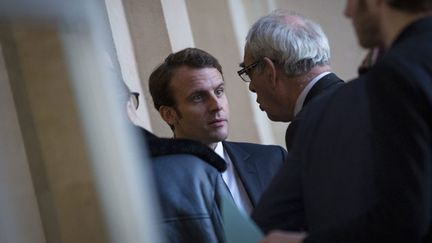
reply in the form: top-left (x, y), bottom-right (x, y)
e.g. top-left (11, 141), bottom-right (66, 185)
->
top-left (252, 149), bottom-right (306, 234)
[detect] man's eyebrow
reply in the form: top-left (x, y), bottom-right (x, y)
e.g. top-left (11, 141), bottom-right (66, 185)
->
top-left (188, 88), bottom-right (205, 94)
top-left (187, 90), bottom-right (206, 98)
top-left (239, 62), bottom-right (245, 68)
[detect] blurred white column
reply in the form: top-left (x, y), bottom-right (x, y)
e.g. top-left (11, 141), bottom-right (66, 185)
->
top-left (161, 0), bottom-right (195, 51)
top-left (61, 1), bottom-right (163, 242)
top-left (227, 0), bottom-right (276, 145)
top-left (104, 0), bottom-right (152, 130)
top-left (185, 0), bottom-right (262, 143)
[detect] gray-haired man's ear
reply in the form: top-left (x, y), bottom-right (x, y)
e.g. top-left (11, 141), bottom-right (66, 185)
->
top-left (262, 57), bottom-right (278, 87)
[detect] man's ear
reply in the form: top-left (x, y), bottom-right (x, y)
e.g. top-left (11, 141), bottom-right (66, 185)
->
top-left (159, 106), bottom-right (178, 127)
top-left (262, 57), bottom-right (277, 87)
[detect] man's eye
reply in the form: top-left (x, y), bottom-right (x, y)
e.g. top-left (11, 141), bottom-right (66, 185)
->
top-left (191, 95), bottom-right (203, 102)
top-left (215, 88), bottom-right (224, 97)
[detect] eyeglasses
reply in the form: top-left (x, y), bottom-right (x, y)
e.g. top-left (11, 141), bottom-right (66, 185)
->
top-left (130, 92), bottom-right (140, 109)
top-left (237, 60), bottom-right (260, 82)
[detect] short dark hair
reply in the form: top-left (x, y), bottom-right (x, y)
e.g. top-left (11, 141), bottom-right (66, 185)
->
top-left (386, 0), bottom-right (432, 12)
top-left (148, 48), bottom-right (223, 111)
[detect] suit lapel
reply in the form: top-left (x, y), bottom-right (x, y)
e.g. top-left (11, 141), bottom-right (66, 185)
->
top-left (222, 141), bottom-right (262, 207)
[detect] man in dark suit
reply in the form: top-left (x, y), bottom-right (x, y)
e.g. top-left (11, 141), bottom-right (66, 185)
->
top-left (238, 11), bottom-right (344, 151)
top-left (148, 48), bottom-right (287, 215)
top-left (256, 1), bottom-right (432, 242)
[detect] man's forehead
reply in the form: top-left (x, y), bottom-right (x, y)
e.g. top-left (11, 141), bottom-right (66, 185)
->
top-left (241, 47), bottom-right (254, 66)
top-left (187, 77), bottom-right (225, 91)
top-left (171, 68), bottom-right (224, 91)
top-left (172, 66), bottom-right (221, 80)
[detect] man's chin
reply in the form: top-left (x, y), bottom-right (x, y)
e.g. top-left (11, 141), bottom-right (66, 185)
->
top-left (266, 112), bottom-right (291, 122)
top-left (266, 112), bottom-right (278, 121)
top-left (211, 131), bottom-right (228, 142)
top-left (356, 32), bottom-right (382, 49)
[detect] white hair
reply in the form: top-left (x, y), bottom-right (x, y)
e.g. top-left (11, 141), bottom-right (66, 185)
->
top-left (246, 10), bottom-right (330, 76)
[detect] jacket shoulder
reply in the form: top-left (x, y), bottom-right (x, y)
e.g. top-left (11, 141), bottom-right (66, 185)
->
top-left (224, 141), bottom-right (287, 156)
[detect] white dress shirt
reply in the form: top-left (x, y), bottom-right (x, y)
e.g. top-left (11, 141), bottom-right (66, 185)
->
top-left (294, 72), bottom-right (331, 116)
top-left (215, 142), bottom-right (253, 215)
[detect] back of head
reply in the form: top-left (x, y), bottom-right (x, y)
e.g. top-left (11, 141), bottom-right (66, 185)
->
top-left (386, 0), bottom-right (432, 13)
top-left (246, 10), bottom-right (330, 76)
top-left (148, 48), bottom-right (223, 111)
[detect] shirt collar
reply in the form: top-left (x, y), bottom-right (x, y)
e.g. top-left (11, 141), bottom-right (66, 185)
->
top-left (294, 71), bottom-right (331, 116)
top-left (214, 141), bottom-right (226, 160)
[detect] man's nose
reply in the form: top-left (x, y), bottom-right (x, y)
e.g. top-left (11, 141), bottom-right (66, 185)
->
top-left (248, 81), bottom-right (256, 93)
top-left (344, 0), bottom-right (353, 18)
top-left (208, 95), bottom-right (223, 111)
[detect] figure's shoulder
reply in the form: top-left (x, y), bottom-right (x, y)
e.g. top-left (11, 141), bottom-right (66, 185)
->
top-left (224, 141), bottom-right (287, 155)
top-left (152, 154), bottom-right (220, 177)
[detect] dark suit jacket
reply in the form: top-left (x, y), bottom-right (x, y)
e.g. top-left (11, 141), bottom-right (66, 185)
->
top-left (253, 17), bottom-right (432, 242)
top-left (285, 73), bottom-right (344, 150)
top-left (223, 141), bottom-right (287, 207)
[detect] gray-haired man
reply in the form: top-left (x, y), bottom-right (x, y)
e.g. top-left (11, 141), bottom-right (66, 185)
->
top-left (238, 11), bottom-right (344, 150)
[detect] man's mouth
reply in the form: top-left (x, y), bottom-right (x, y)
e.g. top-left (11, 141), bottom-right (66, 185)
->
top-left (256, 100), bottom-right (264, 111)
top-left (208, 119), bottom-right (227, 126)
